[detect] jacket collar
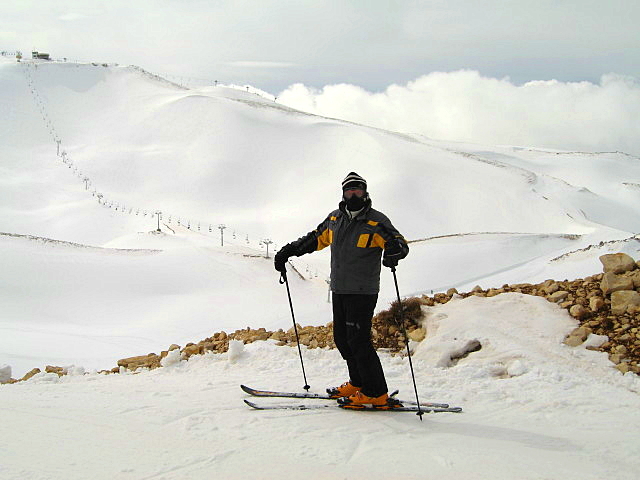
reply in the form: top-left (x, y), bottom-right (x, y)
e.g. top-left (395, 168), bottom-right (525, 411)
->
top-left (338, 198), bottom-right (372, 220)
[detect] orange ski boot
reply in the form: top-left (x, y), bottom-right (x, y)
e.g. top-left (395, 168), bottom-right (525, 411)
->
top-left (326, 381), bottom-right (361, 399)
top-left (338, 391), bottom-right (402, 409)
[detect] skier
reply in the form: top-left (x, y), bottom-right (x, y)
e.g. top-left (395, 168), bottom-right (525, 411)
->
top-left (274, 172), bottom-right (409, 407)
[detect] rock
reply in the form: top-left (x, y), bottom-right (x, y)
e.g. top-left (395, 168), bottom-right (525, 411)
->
top-left (472, 285), bottom-right (483, 293)
top-left (408, 327), bottom-right (426, 342)
top-left (446, 288), bottom-right (458, 296)
top-left (599, 253), bottom-right (637, 274)
top-left (182, 345), bottom-right (201, 357)
top-left (118, 354), bottom-right (161, 369)
top-left (548, 291), bottom-right (569, 303)
top-left (420, 297), bottom-right (435, 306)
top-left (569, 305), bottom-right (589, 319)
top-left (168, 344), bottom-right (180, 351)
top-left (45, 366), bottom-right (65, 377)
top-left (543, 283), bottom-right (560, 295)
top-left (589, 296), bottom-right (605, 312)
top-left (611, 290), bottom-right (640, 315)
top-left (20, 368), bottom-right (41, 382)
top-left (614, 344), bottom-right (628, 355)
top-left (600, 272), bottom-right (634, 295)
top-left (616, 363), bottom-right (630, 374)
top-left (574, 297), bottom-right (588, 307)
top-left (631, 271), bottom-right (640, 289)
top-left (287, 324), bottom-right (302, 335)
top-left (609, 353), bottom-right (623, 364)
top-left (564, 326), bottom-right (591, 346)
top-left (269, 331), bottom-right (285, 341)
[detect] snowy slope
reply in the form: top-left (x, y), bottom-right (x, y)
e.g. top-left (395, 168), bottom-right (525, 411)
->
top-left (2, 56), bottom-right (640, 376)
top-left (2, 57), bottom-right (640, 479)
top-left (4, 58), bottom-right (640, 248)
top-left (2, 295), bottom-right (640, 480)
top-left (0, 230), bottom-right (331, 378)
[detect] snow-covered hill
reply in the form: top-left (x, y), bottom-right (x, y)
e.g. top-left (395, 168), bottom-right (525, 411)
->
top-left (2, 57), bottom-right (639, 376)
top-left (1, 56), bottom-right (640, 479)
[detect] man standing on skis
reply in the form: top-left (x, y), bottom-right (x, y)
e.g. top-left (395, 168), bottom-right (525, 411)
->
top-left (274, 172), bottom-right (409, 408)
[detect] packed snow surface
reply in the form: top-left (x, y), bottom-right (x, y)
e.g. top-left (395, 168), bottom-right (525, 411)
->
top-left (2, 294), bottom-right (640, 480)
top-left (1, 56), bottom-right (640, 479)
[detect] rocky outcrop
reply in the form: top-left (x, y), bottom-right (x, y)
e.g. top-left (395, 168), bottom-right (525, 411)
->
top-left (600, 253), bottom-right (637, 274)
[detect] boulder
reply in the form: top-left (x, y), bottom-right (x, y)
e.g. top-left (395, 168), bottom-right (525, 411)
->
top-left (182, 345), bottom-right (201, 357)
top-left (564, 326), bottom-right (591, 346)
top-left (20, 368), bottom-right (41, 382)
top-left (611, 290), bottom-right (640, 315)
top-left (45, 366), bottom-right (65, 377)
top-left (548, 290), bottom-right (569, 303)
top-left (599, 253), bottom-right (637, 274)
top-left (600, 272), bottom-right (634, 295)
top-left (609, 353), bottom-right (624, 364)
top-left (589, 296), bottom-right (605, 312)
top-left (569, 304), bottom-right (589, 319)
top-left (614, 344), bottom-right (628, 355)
top-left (269, 331), bottom-right (285, 341)
top-left (616, 363), bottom-right (630, 374)
top-left (408, 327), bottom-right (426, 342)
top-left (117, 354), bottom-right (161, 369)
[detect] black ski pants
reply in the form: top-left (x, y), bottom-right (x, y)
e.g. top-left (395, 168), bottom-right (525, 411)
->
top-left (332, 293), bottom-right (388, 397)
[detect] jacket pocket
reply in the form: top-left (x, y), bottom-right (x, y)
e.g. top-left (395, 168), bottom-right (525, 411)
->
top-left (356, 233), bottom-right (370, 248)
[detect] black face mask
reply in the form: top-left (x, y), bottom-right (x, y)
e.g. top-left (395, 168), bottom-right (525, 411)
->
top-left (345, 194), bottom-right (367, 211)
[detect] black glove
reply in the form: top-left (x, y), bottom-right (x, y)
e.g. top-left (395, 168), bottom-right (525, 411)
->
top-left (383, 238), bottom-right (406, 269)
top-left (274, 243), bottom-right (297, 273)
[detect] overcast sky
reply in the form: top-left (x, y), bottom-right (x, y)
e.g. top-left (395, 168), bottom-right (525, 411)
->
top-left (2, 0), bottom-right (639, 93)
top-left (3, 1), bottom-right (640, 153)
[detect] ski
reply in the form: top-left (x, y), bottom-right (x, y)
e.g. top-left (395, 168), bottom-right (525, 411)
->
top-left (240, 384), bottom-right (450, 408)
top-left (244, 399), bottom-right (462, 413)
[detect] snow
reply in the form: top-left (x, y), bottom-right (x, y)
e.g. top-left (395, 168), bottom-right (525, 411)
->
top-left (2, 57), bottom-right (640, 479)
top-left (2, 295), bottom-right (640, 479)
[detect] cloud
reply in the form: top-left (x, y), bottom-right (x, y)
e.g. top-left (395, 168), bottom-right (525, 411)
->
top-left (224, 61), bottom-right (297, 68)
top-left (58, 13), bottom-right (89, 21)
top-left (278, 71), bottom-right (640, 155)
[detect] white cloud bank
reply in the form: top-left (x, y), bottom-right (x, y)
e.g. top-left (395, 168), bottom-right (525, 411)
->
top-left (278, 71), bottom-right (640, 155)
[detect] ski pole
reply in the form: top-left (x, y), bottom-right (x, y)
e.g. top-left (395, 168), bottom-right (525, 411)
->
top-left (391, 266), bottom-right (424, 420)
top-left (279, 268), bottom-right (311, 391)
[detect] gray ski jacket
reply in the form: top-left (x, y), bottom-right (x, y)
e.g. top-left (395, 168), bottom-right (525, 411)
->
top-left (289, 200), bottom-right (408, 294)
